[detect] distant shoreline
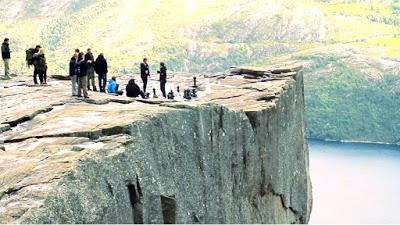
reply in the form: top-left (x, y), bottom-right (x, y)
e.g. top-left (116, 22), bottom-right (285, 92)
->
top-left (308, 137), bottom-right (400, 147)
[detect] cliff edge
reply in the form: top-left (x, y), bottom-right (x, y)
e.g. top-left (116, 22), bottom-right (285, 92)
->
top-left (0, 66), bottom-right (312, 224)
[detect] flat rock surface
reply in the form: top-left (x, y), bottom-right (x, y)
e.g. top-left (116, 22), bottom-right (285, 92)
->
top-left (0, 69), bottom-right (294, 142)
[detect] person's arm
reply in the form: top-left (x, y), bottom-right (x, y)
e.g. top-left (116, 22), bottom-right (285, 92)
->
top-left (140, 63), bottom-right (145, 74)
top-left (105, 60), bottom-right (108, 74)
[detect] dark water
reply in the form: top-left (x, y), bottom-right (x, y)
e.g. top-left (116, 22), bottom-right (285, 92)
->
top-left (309, 140), bottom-right (400, 224)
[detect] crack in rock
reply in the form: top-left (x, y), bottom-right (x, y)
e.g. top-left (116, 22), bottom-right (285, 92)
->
top-left (2, 107), bottom-right (54, 128)
top-left (3, 125), bottom-right (131, 144)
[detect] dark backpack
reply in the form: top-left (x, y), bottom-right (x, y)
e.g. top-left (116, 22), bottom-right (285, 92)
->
top-left (26, 48), bottom-right (36, 67)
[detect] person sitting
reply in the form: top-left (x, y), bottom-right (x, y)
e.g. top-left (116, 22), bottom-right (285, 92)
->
top-left (107, 76), bottom-right (123, 95)
top-left (126, 79), bottom-right (145, 98)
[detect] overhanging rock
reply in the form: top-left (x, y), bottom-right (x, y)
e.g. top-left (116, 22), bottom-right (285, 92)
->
top-left (0, 66), bottom-right (312, 224)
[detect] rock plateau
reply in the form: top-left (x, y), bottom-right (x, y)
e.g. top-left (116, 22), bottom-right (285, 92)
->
top-left (0, 66), bottom-right (312, 224)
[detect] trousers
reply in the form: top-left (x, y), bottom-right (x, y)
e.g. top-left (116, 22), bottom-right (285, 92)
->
top-left (87, 67), bottom-right (96, 91)
top-left (71, 75), bottom-right (78, 96)
top-left (78, 76), bottom-right (88, 98)
top-left (3, 59), bottom-right (10, 78)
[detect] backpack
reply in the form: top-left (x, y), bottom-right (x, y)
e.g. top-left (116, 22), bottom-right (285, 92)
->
top-left (26, 48), bottom-right (36, 67)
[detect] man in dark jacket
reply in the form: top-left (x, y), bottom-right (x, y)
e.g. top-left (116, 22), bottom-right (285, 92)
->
top-left (69, 53), bottom-right (78, 96)
top-left (140, 58), bottom-right (150, 93)
top-left (158, 62), bottom-right (167, 98)
top-left (32, 45), bottom-right (41, 84)
top-left (1, 38), bottom-right (11, 79)
top-left (94, 53), bottom-right (108, 92)
top-left (126, 79), bottom-right (145, 98)
top-left (85, 48), bottom-right (97, 91)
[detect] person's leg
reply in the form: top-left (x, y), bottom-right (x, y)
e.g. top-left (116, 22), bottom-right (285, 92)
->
top-left (161, 81), bottom-right (166, 98)
top-left (86, 70), bottom-right (92, 91)
top-left (103, 74), bottom-right (107, 92)
top-left (33, 69), bottom-right (38, 84)
top-left (72, 75), bottom-right (78, 96)
top-left (82, 76), bottom-right (89, 98)
top-left (98, 75), bottom-right (102, 92)
top-left (90, 69), bottom-right (97, 91)
top-left (101, 74), bottom-right (106, 92)
top-left (116, 84), bottom-right (119, 92)
top-left (77, 77), bottom-right (82, 97)
top-left (4, 59), bottom-right (10, 78)
top-left (39, 72), bottom-right (44, 84)
top-left (142, 76), bottom-right (148, 93)
top-left (43, 70), bottom-right (47, 84)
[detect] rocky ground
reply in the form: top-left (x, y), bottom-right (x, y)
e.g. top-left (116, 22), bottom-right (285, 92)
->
top-left (0, 67), bottom-right (312, 224)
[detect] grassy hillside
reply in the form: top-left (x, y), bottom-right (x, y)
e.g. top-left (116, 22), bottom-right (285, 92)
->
top-left (0, 0), bottom-right (339, 74)
top-left (265, 45), bottom-right (400, 143)
top-left (0, 0), bottom-right (399, 143)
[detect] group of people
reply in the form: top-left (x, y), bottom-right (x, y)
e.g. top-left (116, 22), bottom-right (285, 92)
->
top-left (69, 48), bottom-right (109, 98)
top-left (2, 38), bottom-right (169, 100)
top-left (69, 48), bottom-right (167, 99)
top-left (2, 39), bottom-right (48, 84)
top-left (140, 58), bottom-right (168, 98)
top-left (30, 45), bottom-right (48, 85)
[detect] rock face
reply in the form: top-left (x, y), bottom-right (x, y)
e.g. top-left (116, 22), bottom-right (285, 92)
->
top-left (0, 67), bottom-right (312, 224)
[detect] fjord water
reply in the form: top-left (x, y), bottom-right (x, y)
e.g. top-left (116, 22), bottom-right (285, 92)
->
top-left (309, 140), bottom-right (400, 224)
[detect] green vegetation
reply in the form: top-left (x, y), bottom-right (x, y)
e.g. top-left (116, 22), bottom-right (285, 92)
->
top-left (0, 0), bottom-right (399, 143)
top-left (300, 54), bottom-right (400, 143)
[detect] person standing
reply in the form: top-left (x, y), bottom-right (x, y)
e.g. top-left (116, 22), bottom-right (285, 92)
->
top-left (94, 53), bottom-right (108, 92)
top-left (158, 62), bottom-right (167, 98)
top-left (33, 48), bottom-right (47, 84)
top-left (69, 52), bottom-right (78, 96)
top-left (85, 48), bottom-right (97, 91)
top-left (76, 52), bottom-right (89, 98)
top-left (1, 38), bottom-right (11, 80)
top-left (140, 58), bottom-right (150, 93)
top-left (32, 45), bottom-right (41, 84)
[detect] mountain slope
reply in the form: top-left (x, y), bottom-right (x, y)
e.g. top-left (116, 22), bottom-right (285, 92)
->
top-left (0, 0), bottom-right (399, 143)
top-left (261, 44), bottom-right (400, 143)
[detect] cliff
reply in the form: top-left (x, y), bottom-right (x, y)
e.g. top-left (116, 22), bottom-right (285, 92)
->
top-left (0, 66), bottom-right (312, 224)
